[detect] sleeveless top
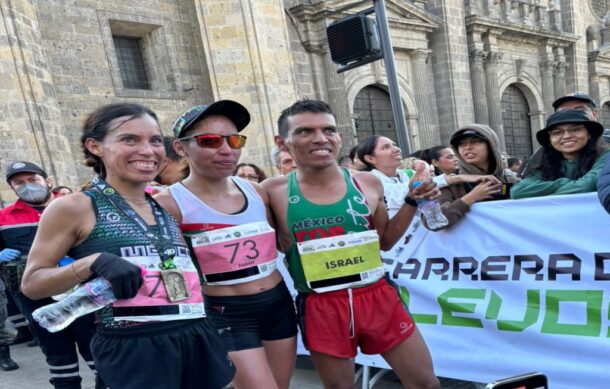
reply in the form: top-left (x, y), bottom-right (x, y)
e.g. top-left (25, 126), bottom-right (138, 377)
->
top-left (169, 177), bottom-right (278, 286)
top-left (285, 168), bottom-right (383, 293)
top-left (69, 189), bottom-right (204, 328)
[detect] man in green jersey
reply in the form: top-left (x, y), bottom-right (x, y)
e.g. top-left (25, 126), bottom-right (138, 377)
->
top-left (263, 99), bottom-right (440, 389)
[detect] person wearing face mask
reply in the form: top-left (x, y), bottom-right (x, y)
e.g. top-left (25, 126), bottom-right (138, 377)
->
top-left (0, 161), bottom-right (102, 388)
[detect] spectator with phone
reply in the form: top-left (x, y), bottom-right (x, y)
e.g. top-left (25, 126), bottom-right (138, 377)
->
top-left (511, 109), bottom-right (609, 199)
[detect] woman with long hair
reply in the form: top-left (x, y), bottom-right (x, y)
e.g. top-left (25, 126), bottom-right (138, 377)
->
top-left (512, 109), bottom-right (609, 199)
top-left (21, 103), bottom-right (234, 388)
top-left (356, 135), bottom-right (412, 216)
top-left (427, 145), bottom-right (459, 176)
top-left (155, 101), bottom-right (297, 389)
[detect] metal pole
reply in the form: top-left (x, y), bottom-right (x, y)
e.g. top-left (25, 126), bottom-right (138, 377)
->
top-left (374, 0), bottom-right (411, 154)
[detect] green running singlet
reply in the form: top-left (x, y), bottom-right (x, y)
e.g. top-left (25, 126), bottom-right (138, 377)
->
top-left (285, 168), bottom-right (375, 293)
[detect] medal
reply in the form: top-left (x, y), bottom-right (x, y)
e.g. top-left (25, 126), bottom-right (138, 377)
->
top-left (160, 269), bottom-right (191, 302)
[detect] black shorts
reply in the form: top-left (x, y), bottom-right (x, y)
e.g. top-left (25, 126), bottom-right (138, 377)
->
top-left (204, 280), bottom-right (298, 352)
top-left (91, 318), bottom-right (234, 389)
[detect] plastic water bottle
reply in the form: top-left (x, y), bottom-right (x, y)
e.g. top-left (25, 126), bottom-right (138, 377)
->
top-left (33, 278), bottom-right (116, 333)
top-left (412, 168), bottom-right (449, 230)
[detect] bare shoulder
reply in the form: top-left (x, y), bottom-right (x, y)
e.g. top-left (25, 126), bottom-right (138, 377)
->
top-left (261, 175), bottom-right (288, 198)
top-left (38, 192), bottom-right (95, 241)
top-left (43, 192), bottom-right (92, 221)
top-left (352, 171), bottom-right (383, 191)
top-left (249, 181), bottom-right (269, 203)
top-left (153, 187), bottom-right (181, 222)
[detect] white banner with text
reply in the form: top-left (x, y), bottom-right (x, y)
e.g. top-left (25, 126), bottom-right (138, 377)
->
top-left (286, 193), bottom-right (610, 388)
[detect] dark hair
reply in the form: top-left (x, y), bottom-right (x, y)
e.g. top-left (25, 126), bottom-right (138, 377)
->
top-left (80, 103), bottom-right (159, 177)
top-left (529, 136), bottom-right (605, 180)
top-left (349, 145), bottom-right (359, 163)
top-left (233, 163), bottom-right (267, 183)
top-left (507, 157), bottom-right (521, 168)
top-left (277, 99), bottom-right (334, 138)
top-left (337, 155), bottom-right (351, 166)
top-left (356, 135), bottom-right (381, 172)
top-left (427, 145), bottom-right (451, 175)
top-left (408, 149), bottom-right (427, 160)
top-left (52, 186), bottom-right (73, 194)
top-left (163, 135), bottom-right (181, 162)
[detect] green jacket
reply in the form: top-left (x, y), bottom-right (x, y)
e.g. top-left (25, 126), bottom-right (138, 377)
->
top-left (511, 150), bottom-right (609, 199)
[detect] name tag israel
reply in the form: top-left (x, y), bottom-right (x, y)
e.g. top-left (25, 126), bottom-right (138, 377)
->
top-left (297, 230), bottom-right (385, 293)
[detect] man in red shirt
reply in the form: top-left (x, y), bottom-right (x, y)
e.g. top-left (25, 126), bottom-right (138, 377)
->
top-left (0, 161), bottom-right (101, 388)
top-left (0, 161), bottom-right (54, 371)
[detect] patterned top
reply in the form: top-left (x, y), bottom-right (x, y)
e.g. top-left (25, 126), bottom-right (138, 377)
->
top-left (69, 189), bottom-right (192, 328)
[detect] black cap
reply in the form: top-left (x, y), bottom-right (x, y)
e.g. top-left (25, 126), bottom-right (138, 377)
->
top-left (552, 92), bottom-right (597, 110)
top-left (450, 129), bottom-right (487, 149)
top-left (5, 161), bottom-right (47, 182)
top-left (172, 100), bottom-right (250, 139)
top-left (536, 109), bottom-right (603, 146)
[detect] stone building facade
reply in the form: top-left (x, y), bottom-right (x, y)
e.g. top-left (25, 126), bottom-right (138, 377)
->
top-left (0, 0), bottom-right (608, 204)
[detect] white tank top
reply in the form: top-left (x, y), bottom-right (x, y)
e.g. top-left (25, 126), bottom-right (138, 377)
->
top-left (169, 177), bottom-right (278, 285)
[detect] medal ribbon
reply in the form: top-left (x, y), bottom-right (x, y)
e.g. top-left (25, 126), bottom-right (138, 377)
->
top-left (91, 176), bottom-right (177, 270)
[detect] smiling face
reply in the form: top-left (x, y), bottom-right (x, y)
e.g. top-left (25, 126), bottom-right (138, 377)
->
top-left (176, 115), bottom-right (242, 179)
top-left (364, 137), bottom-right (402, 174)
top-left (86, 114), bottom-right (165, 185)
top-left (548, 123), bottom-right (590, 160)
top-left (433, 147), bottom-right (459, 175)
top-left (457, 136), bottom-right (489, 171)
top-left (283, 112), bottom-right (340, 170)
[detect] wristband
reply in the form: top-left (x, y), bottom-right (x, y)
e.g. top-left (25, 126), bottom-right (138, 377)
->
top-left (71, 262), bottom-right (86, 283)
top-left (403, 194), bottom-right (417, 208)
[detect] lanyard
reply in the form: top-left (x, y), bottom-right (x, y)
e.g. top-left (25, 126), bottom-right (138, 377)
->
top-left (91, 176), bottom-right (177, 270)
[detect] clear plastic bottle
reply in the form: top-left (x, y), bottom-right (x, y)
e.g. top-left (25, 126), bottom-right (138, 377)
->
top-left (32, 278), bottom-right (116, 333)
top-left (412, 162), bottom-right (449, 229)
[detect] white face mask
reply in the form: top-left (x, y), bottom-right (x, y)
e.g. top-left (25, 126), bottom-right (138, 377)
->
top-left (15, 183), bottom-right (50, 205)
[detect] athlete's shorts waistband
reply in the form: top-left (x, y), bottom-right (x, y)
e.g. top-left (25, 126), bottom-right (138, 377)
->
top-left (298, 276), bottom-right (387, 298)
top-left (204, 279), bottom-right (289, 305)
top-left (96, 318), bottom-right (202, 338)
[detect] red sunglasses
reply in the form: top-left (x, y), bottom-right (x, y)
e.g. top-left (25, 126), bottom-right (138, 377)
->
top-left (179, 134), bottom-right (247, 149)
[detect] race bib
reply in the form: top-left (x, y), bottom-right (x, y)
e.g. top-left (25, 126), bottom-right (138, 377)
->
top-left (191, 221), bottom-right (278, 285)
top-left (112, 254), bottom-right (205, 322)
top-left (297, 230), bottom-right (385, 293)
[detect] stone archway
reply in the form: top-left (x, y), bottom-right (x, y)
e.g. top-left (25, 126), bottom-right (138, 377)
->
top-left (501, 84), bottom-right (533, 159)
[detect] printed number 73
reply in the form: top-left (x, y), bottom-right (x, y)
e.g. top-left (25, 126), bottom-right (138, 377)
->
top-left (223, 239), bottom-right (259, 264)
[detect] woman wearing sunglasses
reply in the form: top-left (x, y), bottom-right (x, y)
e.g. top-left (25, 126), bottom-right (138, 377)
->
top-left (511, 109), bottom-right (609, 199)
top-left (155, 101), bottom-right (297, 389)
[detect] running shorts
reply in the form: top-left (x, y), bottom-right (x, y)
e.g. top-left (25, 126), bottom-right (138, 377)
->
top-left (296, 277), bottom-right (416, 358)
top-left (204, 280), bottom-right (298, 352)
top-left (91, 318), bottom-right (234, 389)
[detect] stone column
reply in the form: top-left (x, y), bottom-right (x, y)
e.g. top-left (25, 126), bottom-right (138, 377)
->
top-left (553, 61), bottom-right (567, 99)
top-left (553, 47), bottom-right (566, 99)
top-left (322, 47), bottom-right (355, 154)
top-left (411, 49), bottom-right (439, 147)
top-left (539, 59), bottom-right (555, 114)
top-left (469, 49), bottom-right (489, 124)
top-left (484, 51), bottom-right (506, 150)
